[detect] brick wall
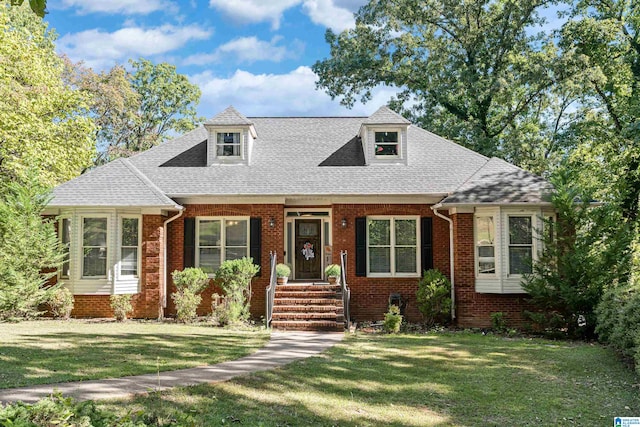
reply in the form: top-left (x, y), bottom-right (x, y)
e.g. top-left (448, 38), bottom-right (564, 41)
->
top-left (332, 204), bottom-right (450, 323)
top-left (452, 213), bottom-right (535, 328)
top-left (165, 204), bottom-right (284, 318)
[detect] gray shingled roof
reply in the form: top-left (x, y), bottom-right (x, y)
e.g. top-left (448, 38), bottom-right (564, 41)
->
top-left (362, 106), bottom-right (411, 124)
top-left (439, 158), bottom-right (554, 205)
top-left (50, 158), bottom-right (180, 208)
top-left (49, 108), bottom-right (553, 207)
top-left (204, 105), bottom-right (253, 126)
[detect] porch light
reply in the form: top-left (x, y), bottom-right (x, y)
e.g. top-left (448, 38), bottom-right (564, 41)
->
top-left (341, 218), bottom-right (347, 228)
top-left (269, 217), bottom-right (276, 228)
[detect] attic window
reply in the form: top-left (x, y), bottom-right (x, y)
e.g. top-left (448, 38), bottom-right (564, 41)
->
top-left (374, 131), bottom-right (398, 156)
top-left (217, 132), bottom-right (241, 157)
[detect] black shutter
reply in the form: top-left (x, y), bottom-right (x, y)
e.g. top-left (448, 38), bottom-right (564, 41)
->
top-left (183, 217), bottom-right (196, 269)
top-left (355, 217), bottom-right (367, 277)
top-left (421, 217), bottom-right (433, 274)
top-left (250, 217), bottom-right (262, 277)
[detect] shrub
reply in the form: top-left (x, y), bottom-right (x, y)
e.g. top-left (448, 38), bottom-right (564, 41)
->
top-left (215, 257), bottom-right (259, 325)
top-left (325, 264), bottom-right (341, 277)
top-left (416, 269), bottom-right (451, 326)
top-left (491, 312), bottom-right (507, 332)
top-left (275, 263), bottom-right (291, 278)
top-left (0, 175), bottom-right (65, 321)
top-left (171, 268), bottom-right (209, 323)
top-left (48, 286), bottom-right (74, 320)
top-left (110, 294), bottom-right (133, 322)
top-left (383, 305), bottom-right (403, 333)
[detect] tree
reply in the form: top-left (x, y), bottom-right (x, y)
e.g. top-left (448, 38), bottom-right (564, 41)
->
top-left (128, 58), bottom-right (203, 154)
top-left (8, 0), bottom-right (46, 17)
top-left (313, 0), bottom-right (568, 169)
top-left (0, 3), bottom-right (95, 187)
top-left (0, 172), bottom-right (64, 320)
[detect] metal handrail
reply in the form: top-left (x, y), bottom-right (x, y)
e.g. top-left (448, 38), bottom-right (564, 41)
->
top-left (340, 250), bottom-right (351, 330)
top-left (265, 252), bottom-right (277, 328)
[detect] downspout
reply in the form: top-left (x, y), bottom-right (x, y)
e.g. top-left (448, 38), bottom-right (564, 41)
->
top-left (431, 204), bottom-right (455, 320)
top-left (162, 208), bottom-right (184, 319)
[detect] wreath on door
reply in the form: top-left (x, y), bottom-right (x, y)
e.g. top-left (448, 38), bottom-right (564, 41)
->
top-left (301, 241), bottom-right (315, 261)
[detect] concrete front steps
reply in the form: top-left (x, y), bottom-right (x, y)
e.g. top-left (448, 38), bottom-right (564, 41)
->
top-left (271, 283), bottom-right (345, 332)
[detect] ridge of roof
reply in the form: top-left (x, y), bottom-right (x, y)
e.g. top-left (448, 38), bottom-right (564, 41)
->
top-left (204, 105), bottom-right (253, 126)
top-left (120, 158), bottom-right (181, 208)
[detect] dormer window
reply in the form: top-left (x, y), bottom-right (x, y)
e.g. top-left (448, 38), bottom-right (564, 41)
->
top-left (375, 131), bottom-right (399, 157)
top-left (217, 132), bottom-right (241, 157)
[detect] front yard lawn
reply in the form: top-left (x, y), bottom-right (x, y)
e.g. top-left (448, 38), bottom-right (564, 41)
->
top-left (99, 332), bottom-right (640, 426)
top-left (0, 320), bottom-right (269, 389)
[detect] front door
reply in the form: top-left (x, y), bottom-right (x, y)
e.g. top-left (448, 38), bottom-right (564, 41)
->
top-left (295, 219), bottom-right (322, 280)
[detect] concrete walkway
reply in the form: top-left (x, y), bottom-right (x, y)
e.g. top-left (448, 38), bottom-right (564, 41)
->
top-left (0, 331), bottom-right (344, 404)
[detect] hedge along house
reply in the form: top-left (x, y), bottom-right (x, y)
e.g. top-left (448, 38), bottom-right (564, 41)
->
top-left (45, 106), bottom-right (554, 328)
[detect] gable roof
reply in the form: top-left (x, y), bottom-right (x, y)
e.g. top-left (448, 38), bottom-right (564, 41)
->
top-left (204, 105), bottom-right (253, 126)
top-left (50, 158), bottom-right (181, 208)
top-left (439, 157), bottom-right (554, 205)
top-left (49, 106), bottom-right (553, 208)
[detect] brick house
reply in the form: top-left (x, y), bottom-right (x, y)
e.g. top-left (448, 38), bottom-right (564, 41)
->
top-left (45, 106), bottom-right (554, 328)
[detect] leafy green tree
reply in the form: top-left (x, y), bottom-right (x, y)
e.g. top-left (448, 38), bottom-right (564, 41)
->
top-left (0, 3), bottom-right (95, 187)
top-left (8, 0), bottom-right (46, 17)
top-left (313, 0), bottom-right (568, 168)
top-left (0, 173), bottom-right (64, 320)
top-left (128, 58), bottom-right (203, 154)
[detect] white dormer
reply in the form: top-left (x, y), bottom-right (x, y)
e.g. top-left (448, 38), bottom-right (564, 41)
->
top-left (359, 106), bottom-right (411, 165)
top-left (204, 106), bottom-right (257, 166)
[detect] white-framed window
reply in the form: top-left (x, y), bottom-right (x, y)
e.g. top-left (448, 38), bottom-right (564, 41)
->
top-left (367, 216), bottom-right (419, 277)
top-left (82, 216), bottom-right (108, 278)
top-left (374, 131), bottom-right (399, 157)
top-left (59, 217), bottom-right (71, 279)
top-left (196, 217), bottom-right (249, 274)
top-left (120, 216), bottom-right (140, 277)
top-left (475, 215), bottom-right (496, 275)
top-left (216, 132), bottom-right (241, 157)
top-left (508, 216), bottom-right (533, 275)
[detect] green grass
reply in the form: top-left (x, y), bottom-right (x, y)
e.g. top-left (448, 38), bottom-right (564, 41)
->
top-left (98, 332), bottom-right (640, 427)
top-left (0, 320), bottom-right (269, 389)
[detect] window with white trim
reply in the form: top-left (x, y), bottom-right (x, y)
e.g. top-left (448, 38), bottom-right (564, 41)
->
top-left (59, 218), bottom-right (71, 279)
top-left (475, 215), bottom-right (495, 274)
top-left (82, 217), bottom-right (108, 278)
top-left (508, 216), bottom-right (533, 275)
top-left (374, 131), bottom-right (399, 157)
top-left (196, 217), bottom-right (249, 274)
top-left (367, 217), bottom-right (419, 276)
top-left (216, 132), bottom-right (241, 157)
top-left (120, 217), bottom-right (140, 277)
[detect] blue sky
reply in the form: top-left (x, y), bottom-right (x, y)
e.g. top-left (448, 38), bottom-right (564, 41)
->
top-left (44, 0), bottom-right (563, 119)
top-left (44, 0), bottom-right (393, 118)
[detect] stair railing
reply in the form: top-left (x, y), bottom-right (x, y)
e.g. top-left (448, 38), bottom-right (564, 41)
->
top-left (340, 250), bottom-right (351, 330)
top-left (265, 251), bottom-right (277, 328)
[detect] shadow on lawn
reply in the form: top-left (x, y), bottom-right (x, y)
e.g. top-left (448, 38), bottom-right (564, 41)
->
top-left (99, 333), bottom-right (640, 427)
top-left (0, 332), bottom-right (265, 389)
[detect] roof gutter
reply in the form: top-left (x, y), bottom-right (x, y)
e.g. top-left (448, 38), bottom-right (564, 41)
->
top-left (431, 203), bottom-right (455, 321)
top-left (161, 208), bottom-right (184, 318)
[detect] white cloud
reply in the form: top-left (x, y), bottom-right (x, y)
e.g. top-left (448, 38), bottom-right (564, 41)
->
top-left (208, 0), bottom-right (301, 30)
top-left (58, 24), bottom-right (212, 69)
top-left (191, 66), bottom-right (399, 117)
top-left (183, 36), bottom-right (301, 65)
top-left (302, 0), bottom-right (357, 33)
top-left (57, 0), bottom-right (176, 15)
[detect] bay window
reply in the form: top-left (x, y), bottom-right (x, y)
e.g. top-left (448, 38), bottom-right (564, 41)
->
top-left (367, 217), bottom-right (419, 276)
top-left (508, 216), bottom-right (533, 275)
top-left (120, 217), bottom-right (140, 277)
top-left (475, 216), bottom-right (495, 274)
top-left (60, 218), bottom-right (71, 279)
top-left (196, 217), bottom-right (248, 274)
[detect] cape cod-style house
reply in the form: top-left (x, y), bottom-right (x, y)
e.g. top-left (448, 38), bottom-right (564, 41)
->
top-left (45, 106), bottom-right (554, 329)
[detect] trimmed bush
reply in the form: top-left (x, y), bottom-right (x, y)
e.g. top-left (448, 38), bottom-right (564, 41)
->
top-left (110, 294), bottom-right (133, 322)
top-left (383, 305), bottom-right (403, 333)
top-left (215, 257), bottom-right (259, 325)
top-left (275, 263), bottom-right (291, 278)
top-left (171, 267), bottom-right (209, 323)
top-left (324, 264), bottom-right (341, 277)
top-left (416, 269), bottom-right (451, 326)
top-left (48, 286), bottom-right (74, 320)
